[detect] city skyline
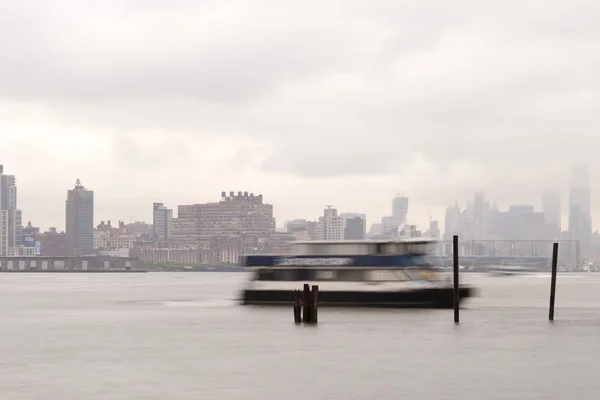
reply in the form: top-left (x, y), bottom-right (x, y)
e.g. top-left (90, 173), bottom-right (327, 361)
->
top-left (3, 161), bottom-right (596, 237)
top-left (22, 181), bottom-right (592, 266)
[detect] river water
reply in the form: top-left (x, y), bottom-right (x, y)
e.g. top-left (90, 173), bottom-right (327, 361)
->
top-left (1, 272), bottom-right (599, 399)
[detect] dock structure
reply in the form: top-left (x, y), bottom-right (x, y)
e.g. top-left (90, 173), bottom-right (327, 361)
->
top-left (0, 256), bottom-right (142, 272)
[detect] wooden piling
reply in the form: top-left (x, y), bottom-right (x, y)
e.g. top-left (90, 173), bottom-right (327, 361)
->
top-left (293, 290), bottom-right (302, 323)
top-left (549, 242), bottom-right (559, 321)
top-left (302, 284), bottom-right (310, 323)
top-left (295, 284), bottom-right (318, 325)
top-left (453, 234), bottom-right (459, 324)
top-left (311, 285), bottom-right (319, 323)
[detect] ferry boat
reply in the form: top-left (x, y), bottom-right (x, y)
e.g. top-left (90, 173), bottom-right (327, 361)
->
top-left (240, 238), bottom-right (475, 308)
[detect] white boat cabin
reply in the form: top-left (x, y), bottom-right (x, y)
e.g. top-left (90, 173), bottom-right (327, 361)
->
top-left (246, 238), bottom-right (446, 284)
top-left (293, 238), bottom-right (436, 257)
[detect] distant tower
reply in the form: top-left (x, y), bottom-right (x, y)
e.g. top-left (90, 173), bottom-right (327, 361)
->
top-left (542, 190), bottom-right (561, 237)
top-left (392, 194), bottom-right (408, 226)
top-left (569, 164), bottom-right (592, 258)
top-left (0, 165), bottom-right (23, 256)
top-left (66, 179), bottom-right (94, 256)
top-left (153, 202), bottom-right (173, 242)
top-left (317, 206), bottom-right (343, 240)
top-left (472, 192), bottom-right (488, 240)
top-left (340, 213), bottom-right (367, 239)
top-left (444, 201), bottom-right (461, 240)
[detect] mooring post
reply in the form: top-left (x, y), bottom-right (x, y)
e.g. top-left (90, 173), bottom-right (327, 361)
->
top-left (549, 242), bottom-right (559, 321)
top-left (311, 285), bottom-right (319, 324)
top-left (302, 283), bottom-right (310, 323)
top-left (453, 234), bottom-right (460, 324)
top-left (293, 290), bottom-right (302, 323)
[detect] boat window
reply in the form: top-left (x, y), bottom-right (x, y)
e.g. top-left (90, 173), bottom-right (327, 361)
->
top-left (295, 269), bottom-right (316, 281)
top-left (412, 255), bottom-right (431, 266)
top-left (257, 269), bottom-right (276, 281)
top-left (298, 243), bottom-right (377, 255)
top-left (276, 269), bottom-right (298, 281)
top-left (368, 270), bottom-right (388, 281)
top-left (406, 242), bottom-right (434, 255)
top-left (404, 270), bottom-right (440, 281)
top-left (367, 270), bottom-right (410, 281)
top-left (316, 270), bottom-right (337, 280)
top-left (379, 243), bottom-right (405, 254)
top-left (337, 269), bottom-right (366, 281)
top-left (380, 242), bottom-right (432, 255)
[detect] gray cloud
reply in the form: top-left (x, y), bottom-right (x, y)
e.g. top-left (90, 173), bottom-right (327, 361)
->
top-left (111, 131), bottom-right (194, 169)
top-left (0, 1), bottom-right (371, 104)
top-left (1, 0), bottom-right (599, 190)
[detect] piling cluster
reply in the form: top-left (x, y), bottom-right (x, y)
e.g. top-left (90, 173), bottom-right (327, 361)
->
top-left (294, 284), bottom-right (319, 324)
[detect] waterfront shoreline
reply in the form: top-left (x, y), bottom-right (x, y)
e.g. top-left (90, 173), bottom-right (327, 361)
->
top-left (0, 270), bottom-right (148, 273)
top-left (0, 268), bottom-right (250, 273)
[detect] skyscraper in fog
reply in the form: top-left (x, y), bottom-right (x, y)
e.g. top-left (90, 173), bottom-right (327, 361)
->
top-left (542, 190), bottom-right (561, 236)
top-left (392, 195), bottom-right (408, 225)
top-left (66, 179), bottom-right (94, 256)
top-left (568, 164), bottom-right (592, 258)
top-left (379, 194), bottom-right (409, 236)
top-left (0, 165), bottom-right (23, 256)
top-left (472, 192), bottom-right (489, 239)
top-left (444, 201), bottom-right (461, 240)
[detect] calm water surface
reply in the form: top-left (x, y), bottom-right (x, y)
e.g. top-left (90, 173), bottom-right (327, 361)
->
top-left (1, 272), bottom-right (600, 399)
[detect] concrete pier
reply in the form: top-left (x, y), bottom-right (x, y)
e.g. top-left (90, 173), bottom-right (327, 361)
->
top-left (0, 256), bottom-right (143, 272)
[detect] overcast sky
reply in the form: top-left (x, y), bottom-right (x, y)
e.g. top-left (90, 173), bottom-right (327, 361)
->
top-left (1, 0), bottom-right (599, 231)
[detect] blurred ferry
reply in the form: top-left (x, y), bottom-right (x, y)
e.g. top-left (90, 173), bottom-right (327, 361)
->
top-left (240, 238), bottom-right (475, 308)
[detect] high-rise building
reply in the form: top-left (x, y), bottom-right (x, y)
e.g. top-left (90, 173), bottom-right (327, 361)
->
top-left (472, 192), bottom-right (490, 239)
top-left (377, 195), bottom-right (409, 237)
top-left (542, 190), bottom-right (561, 236)
top-left (22, 221), bottom-right (38, 250)
top-left (175, 192), bottom-right (275, 243)
top-left (172, 191), bottom-right (279, 262)
top-left (443, 202), bottom-right (461, 240)
top-left (344, 217), bottom-right (366, 240)
top-left (569, 164), bottom-right (592, 257)
top-left (153, 203), bottom-right (173, 242)
top-left (36, 227), bottom-right (69, 257)
top-left (340, 213), bottom-right (367, 239)
top-left (66, 179), bottom-right (94, 256)
top-left (392, 195), bottom-right (408, 226)
top-left (285, 219), bottom-right (318, 240)
top-left (0, 165), bottom-right (23, 256)
top-left (505, 205), bottom-right (547, 240)
top-left (317, 206), bottom-right (343, 240)
top-left (426, 220), bottom-right (440, 238)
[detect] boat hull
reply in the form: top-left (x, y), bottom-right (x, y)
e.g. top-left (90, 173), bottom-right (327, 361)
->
top-left (241, 286), bottom-right (476, 309)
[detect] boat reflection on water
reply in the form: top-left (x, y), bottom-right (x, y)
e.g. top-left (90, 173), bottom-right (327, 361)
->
top-left (486, 265), bottom-right (548, 277)
top-left (239, 238), bottom-right (476, 309)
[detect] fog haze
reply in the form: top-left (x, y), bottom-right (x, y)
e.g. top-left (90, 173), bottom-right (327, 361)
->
top-left (1, 0), bottom-right (599, 229)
